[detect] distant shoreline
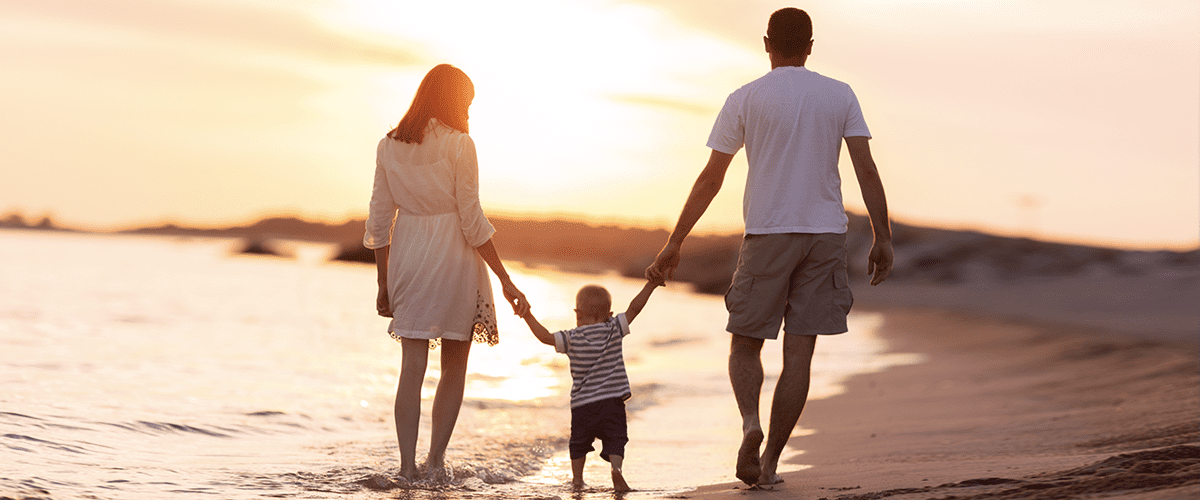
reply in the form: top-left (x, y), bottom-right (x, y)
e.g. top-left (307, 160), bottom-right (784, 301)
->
top-left (3, 213), bottom-right (1195, 298)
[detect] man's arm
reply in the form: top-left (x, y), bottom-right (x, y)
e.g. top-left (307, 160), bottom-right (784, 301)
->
top-left (624, 280), bottom-right (662, 324)
top-left (845, 136), bottom-right (893, 285)
top-left (646, 150), bottom-right (736, 281)
top-left (520, 310), bottom-right (556, 347)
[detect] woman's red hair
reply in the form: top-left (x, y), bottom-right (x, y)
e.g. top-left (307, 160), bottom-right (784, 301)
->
top-left (388, 64), bottom-right (474, 143)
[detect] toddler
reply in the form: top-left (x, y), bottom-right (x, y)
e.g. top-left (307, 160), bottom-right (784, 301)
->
top-left (520, 279), bottom-right (661, 491)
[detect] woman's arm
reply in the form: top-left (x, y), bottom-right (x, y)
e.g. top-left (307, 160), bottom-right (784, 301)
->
top-left (366, 141), bottom-right (397, 318)
top-left (374, 246), bottom-right (392, 317)
top-left (447, 134), bottom-right (528, 315)
top-left (475, 239), bottom-right (529, 317)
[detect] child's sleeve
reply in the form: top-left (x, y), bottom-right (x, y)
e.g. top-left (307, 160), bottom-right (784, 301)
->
top-left (615, 313), bottom-right (631, 337)
top-left (553, 330), bottom-right (569, 353)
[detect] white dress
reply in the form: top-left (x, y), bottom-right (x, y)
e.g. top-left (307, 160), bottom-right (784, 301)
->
top-left (363, 119), bottom-right (498, 345)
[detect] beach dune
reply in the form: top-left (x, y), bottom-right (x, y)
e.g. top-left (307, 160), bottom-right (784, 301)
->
top-left (679, 269), bottom-right (1199, 500)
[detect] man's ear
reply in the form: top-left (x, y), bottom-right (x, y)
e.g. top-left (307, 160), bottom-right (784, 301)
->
top-left (763, 35), bottom-right (772, 54)
top-left (807, 39), bottom-right (814, 55)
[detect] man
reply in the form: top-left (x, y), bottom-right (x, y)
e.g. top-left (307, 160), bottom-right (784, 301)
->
top-left (646, 7), bottom-right (893, 488)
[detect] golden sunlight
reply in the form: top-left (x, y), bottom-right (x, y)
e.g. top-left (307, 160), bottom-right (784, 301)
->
top-left (460, 268), bottom-right (571, 402)
top-left (325, 0), bottom-right (760, 231)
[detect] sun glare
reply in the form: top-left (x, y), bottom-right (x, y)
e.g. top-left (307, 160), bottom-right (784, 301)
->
top-left (458, 267), bottom-right (573, 402)
top-left (320, 0), bottom-right (759, 230)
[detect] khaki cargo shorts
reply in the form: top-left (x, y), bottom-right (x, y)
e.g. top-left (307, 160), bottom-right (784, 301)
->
top-left (724, 232), bottom-right (853, 339)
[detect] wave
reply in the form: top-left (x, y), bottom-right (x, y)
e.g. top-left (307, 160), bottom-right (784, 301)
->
top-left (234, 435), bottom-right (570, 497)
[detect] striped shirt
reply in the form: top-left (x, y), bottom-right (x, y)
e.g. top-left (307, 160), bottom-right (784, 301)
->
top-left (553, 313), bottom-right (632, 408)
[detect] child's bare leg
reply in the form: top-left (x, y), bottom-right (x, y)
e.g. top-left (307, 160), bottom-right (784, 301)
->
top-left (609, 455), bottom-right (631, 492)
top-left (571, 457), bottom-right (586, 489)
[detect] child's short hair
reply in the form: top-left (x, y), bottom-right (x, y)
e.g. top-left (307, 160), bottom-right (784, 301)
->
top-left (575, 285), bottom-right (612, 317)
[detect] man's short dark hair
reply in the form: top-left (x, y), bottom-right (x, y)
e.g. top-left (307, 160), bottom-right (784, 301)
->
top-left (766, 8), bottom-right (812, 58)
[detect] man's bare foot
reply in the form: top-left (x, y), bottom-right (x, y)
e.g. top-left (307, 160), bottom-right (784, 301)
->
top-left (758, 472), bottom-right (784, 486)
top-left (758, 456), bottom-right (784, 486)
top-left (735, 427), bottom-right (764, 485)
top-left (612, 467), bottom-right (631, 492)
top-left (572, 479), bottom-right (586, 490)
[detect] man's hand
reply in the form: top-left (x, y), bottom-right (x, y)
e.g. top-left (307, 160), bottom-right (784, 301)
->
top-left (645, 241), bottom-right (682, 283)
top-left (866, 240), bottom-right (893, 286)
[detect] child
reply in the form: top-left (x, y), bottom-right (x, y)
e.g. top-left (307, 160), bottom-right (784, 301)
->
top-left (520, 279), bottom-right (662, 492)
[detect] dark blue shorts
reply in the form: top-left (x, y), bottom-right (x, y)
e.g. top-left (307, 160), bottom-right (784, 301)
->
top-left (569, 397), bottom-right (628, 461)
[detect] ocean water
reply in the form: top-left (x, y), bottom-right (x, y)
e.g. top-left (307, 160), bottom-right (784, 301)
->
top-left (0, 229), bottom-right (922, 499)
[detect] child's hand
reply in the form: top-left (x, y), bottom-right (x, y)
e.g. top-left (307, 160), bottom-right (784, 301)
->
top-left (648, 276), bottom-right (667, 288)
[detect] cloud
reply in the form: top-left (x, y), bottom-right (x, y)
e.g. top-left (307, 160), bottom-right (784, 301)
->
top-left (607, 94), bottom-right (716, 115)
top-left (0, 0), bottom-right (424, 67)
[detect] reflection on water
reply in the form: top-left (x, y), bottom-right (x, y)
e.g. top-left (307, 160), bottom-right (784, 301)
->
top-left (0, 230), bottom-right (923, 499)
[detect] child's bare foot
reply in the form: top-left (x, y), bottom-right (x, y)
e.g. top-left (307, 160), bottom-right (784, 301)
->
top-left (612, 467), bottom-right (631, 492)
top-left (735, 427), bottom-right (764, 485)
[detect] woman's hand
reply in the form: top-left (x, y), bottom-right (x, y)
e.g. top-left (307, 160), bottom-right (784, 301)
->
top-left (376, 284), bottom-right (393, 318)
top-left (501, 279), bottom-right (529, 318)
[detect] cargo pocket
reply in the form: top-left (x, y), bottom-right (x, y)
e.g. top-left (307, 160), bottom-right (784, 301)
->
top-left (821, 265), bottom-right (853, 333)
top-left (724, 272), bottom-right (754, 314)
top-left (831, 265), bottom-right (853, 316)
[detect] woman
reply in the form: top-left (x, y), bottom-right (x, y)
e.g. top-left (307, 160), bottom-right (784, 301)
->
top-left (363, 64), bottom-right (528, 481)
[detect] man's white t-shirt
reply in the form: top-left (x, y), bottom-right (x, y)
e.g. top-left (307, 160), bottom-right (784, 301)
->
top-left (707, 66), bottom-right (871, 235)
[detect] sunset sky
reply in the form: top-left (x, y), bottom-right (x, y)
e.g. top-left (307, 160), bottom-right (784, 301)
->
top-left (1, 0), bottom-right (1197, 250)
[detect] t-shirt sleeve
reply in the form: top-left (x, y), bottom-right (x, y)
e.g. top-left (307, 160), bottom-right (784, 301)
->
top-left (615, 313), bottom-right (631, 337)
top-left (705, 92), bottom-right (745, 155)
top-left (553, 330), bottom-right (569, 354)
top-left (843, 87), bottom-right (871, 138)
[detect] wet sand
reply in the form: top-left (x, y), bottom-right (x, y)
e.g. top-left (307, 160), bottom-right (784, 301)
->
top-left (676, 273), bottom-right (1199, 500)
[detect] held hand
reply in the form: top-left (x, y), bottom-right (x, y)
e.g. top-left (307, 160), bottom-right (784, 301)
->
top-left (866, 240), bottom-right (894, 286)
top-left (501, 279), bottom-right (530, 317)
top-left (645, 242), bottom-right (681, 283)
top-left (376, 285), bottom-right (393, 318)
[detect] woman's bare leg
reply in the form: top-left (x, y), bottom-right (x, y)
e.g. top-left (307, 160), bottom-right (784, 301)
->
top-left (395, 338), bottom-right (429, 479)
top-left (426, 338), bottom-right (471, 472)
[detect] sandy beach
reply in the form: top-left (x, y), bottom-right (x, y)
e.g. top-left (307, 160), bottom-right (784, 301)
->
top-left (677, 271), bottom-right (1199, 500)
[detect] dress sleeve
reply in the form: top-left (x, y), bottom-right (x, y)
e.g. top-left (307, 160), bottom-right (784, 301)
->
top-left (363, 139), bottom-right (398, 249)
top-left (451, 133), bottom-right (496, 248)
